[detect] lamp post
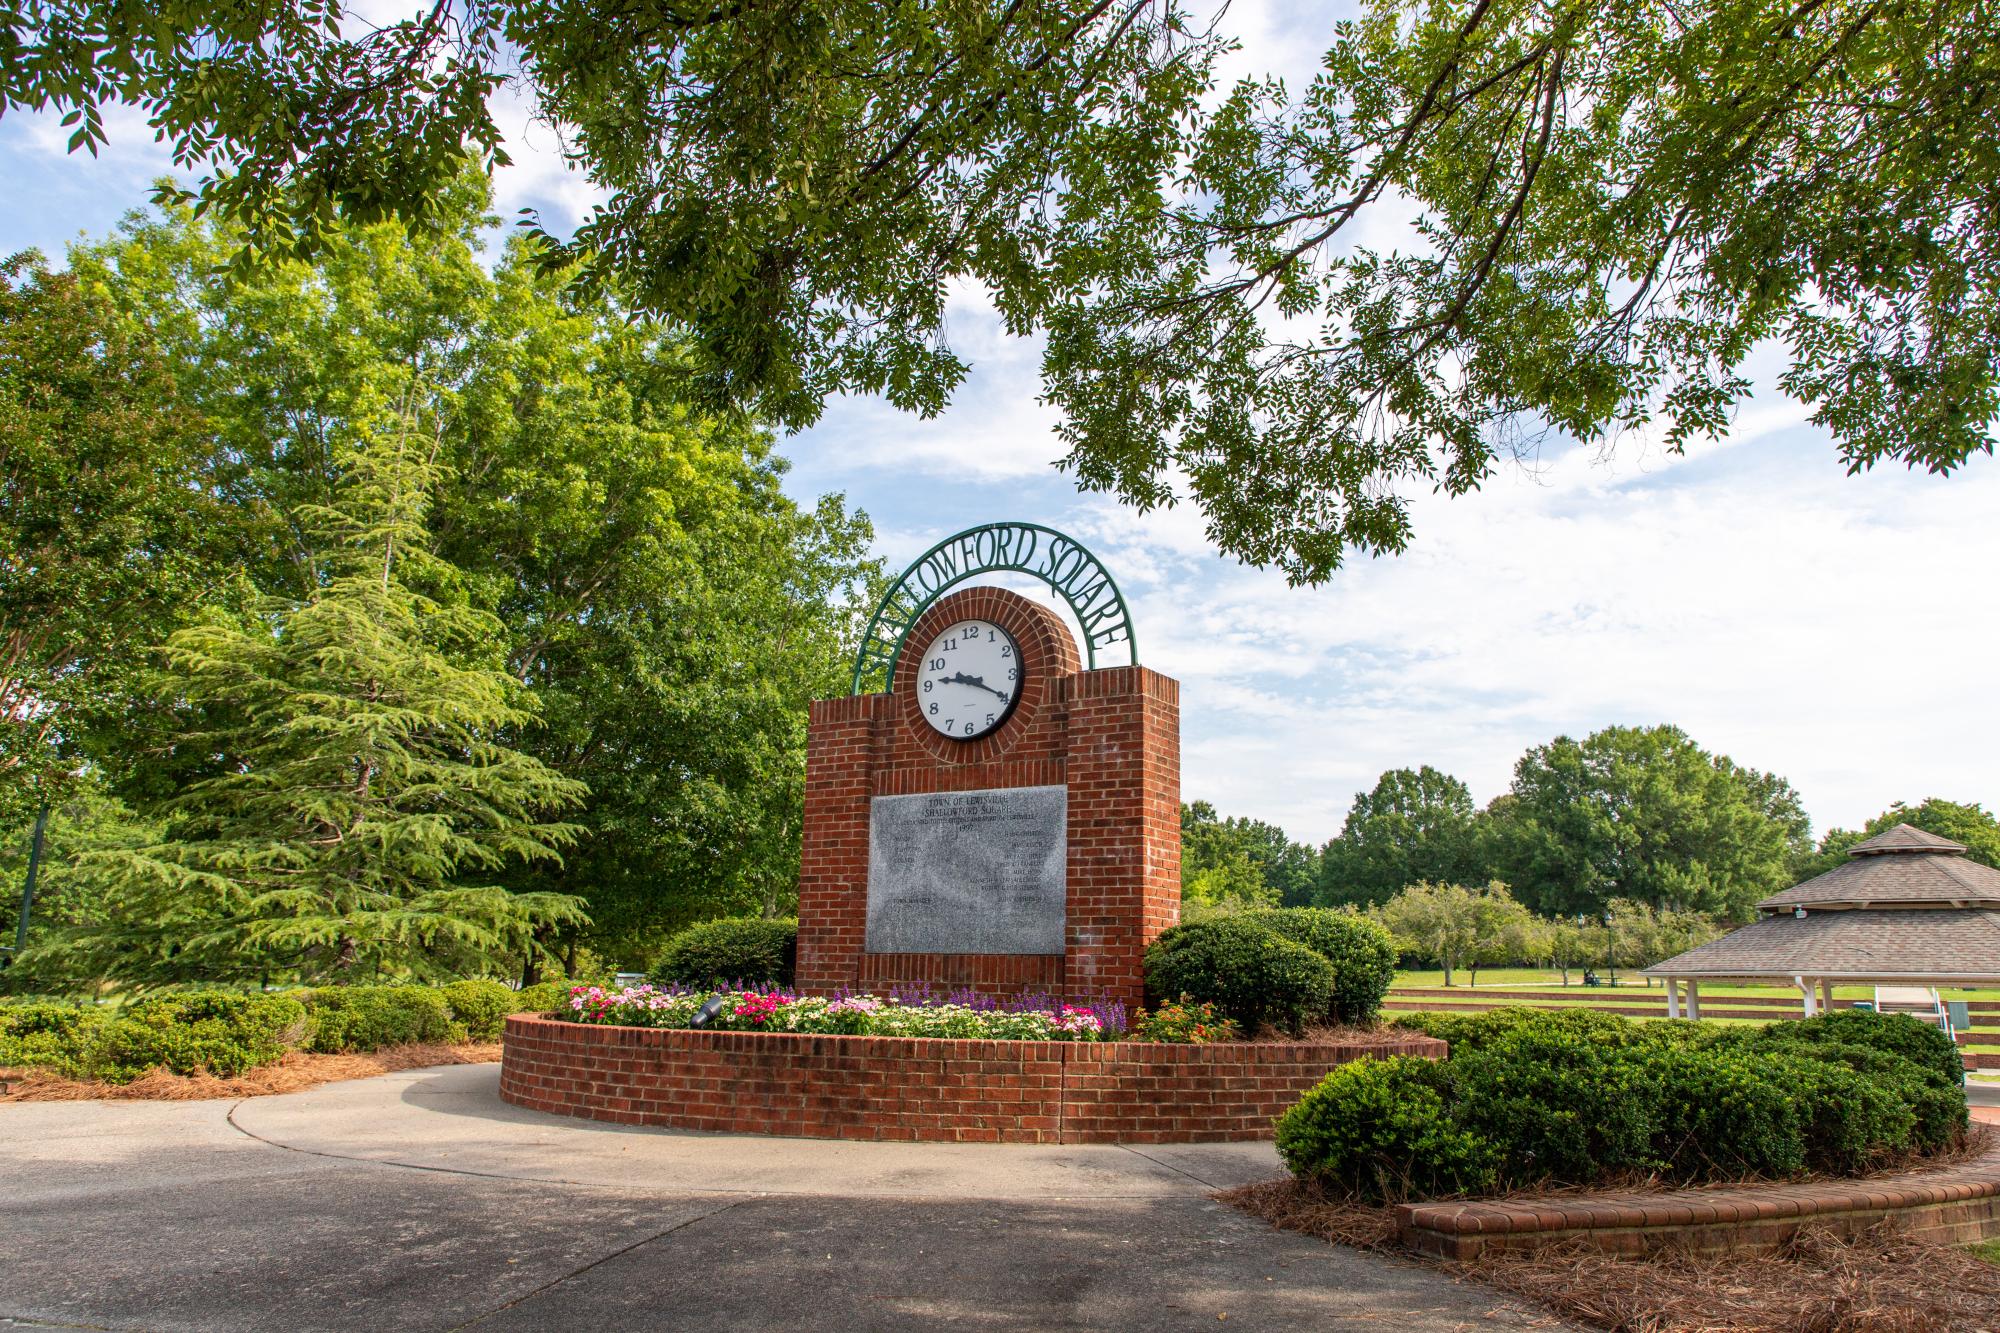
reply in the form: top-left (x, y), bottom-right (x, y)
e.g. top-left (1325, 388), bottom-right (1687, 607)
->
top-left (8, 801), bottom-right (50, 962)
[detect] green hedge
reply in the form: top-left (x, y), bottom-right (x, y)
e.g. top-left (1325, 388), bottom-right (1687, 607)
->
top-left (1276, 1056), bottom-right (1499, 1198)
top-left (300, 985), bottom-right (462, 1052)
top-left (0, 993), bottom-right (308, 1083)
top-left (1245, 908), bottom-right (1398, 1023)
top-left (0, 980), bottom-right (564, 1083)
top-left (1287, 1006), bottom-right (1969, 1201)
top-left (649, 918), bottom-right (797, 988)
top-left (1142, 917), bottom-right (1336, 1036)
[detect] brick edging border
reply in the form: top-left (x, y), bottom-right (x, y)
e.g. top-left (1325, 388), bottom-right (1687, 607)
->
top-left (498, 1015), bottom-right (1445, 1144)
top-left (1398, 1128), bottom-right (2000, 1259)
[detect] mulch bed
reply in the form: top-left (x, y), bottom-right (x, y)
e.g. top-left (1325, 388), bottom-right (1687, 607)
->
top-left (0, 1042), bottom-right (501, 1102)
top-left (1222, 1137), bottom-right (2000, 1333)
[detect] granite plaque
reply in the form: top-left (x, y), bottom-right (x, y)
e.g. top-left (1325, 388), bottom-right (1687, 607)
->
top-left (865, 785), bottom-right (1067, 955)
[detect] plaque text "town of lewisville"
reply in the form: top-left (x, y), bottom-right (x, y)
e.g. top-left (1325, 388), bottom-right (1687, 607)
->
top-left (864, 786), bottom-right (1066, 955)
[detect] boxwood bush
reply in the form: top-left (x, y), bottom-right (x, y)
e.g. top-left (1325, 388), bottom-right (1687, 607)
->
top-left (512, 980), bottom-right (569, 1017)
top-left (301, 985), bottom-right (461, 1052)
top-left (1284, 1005), bottom-right (1970, 1202)
top-left (0, 980), bottom-right (560, 1083)
top-left (649, 917), bottom-right (798, 988)
top-left (1245, 908), bottom-right (1398, 1023)
top-left (1448, 1026), bottom-right (1657, 1184)
top-left (0, 993), bottom-right (307, 1082)
top-left (1142, 916), bottom-right (1336, 1036)
top-left (1275, 1055), bottom-right (1499, 1200)
top-left (440, 980), bottom-right (521, 1041)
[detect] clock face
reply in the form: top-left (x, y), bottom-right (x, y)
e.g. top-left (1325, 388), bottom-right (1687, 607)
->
top-left (914, 619), bottom-right (1023, 739)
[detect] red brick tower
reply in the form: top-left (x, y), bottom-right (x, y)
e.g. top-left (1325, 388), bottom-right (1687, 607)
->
top-left (794, 585), bottom-right (1180, 1009)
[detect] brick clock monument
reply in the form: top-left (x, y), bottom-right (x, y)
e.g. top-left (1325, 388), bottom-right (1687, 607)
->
top-left (795, 523), bottom-right (1179, 1010)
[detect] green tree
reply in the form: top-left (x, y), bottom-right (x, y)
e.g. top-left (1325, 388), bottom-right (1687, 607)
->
top-left (0, 0), bottom-right (1214, 434)
top-left (1317, 766), bottom-right (1487, 908)
top-left (69, 179), bottom-right (878, 966)
top-left (14, 2), bottom-right (1988, 582)
top-left (1375, 879), bottom-right (1524, 987)
top-left (1494, 724), bottom-right (1808, 921)
top-left (15, 422), bottom-right (589, 988)
top-left (1796, 799), bottom-right (2000, 880)
top-left (0, 253), bottom-right (220, 823)
top-left (1180, 801), bottom-right (1317, 908)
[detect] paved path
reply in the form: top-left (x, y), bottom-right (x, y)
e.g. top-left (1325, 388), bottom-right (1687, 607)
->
top-left (0, 1064), bottom-right (1570, 1332)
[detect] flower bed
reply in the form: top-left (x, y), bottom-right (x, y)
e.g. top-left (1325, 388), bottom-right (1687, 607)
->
top-left (500, 1012), bottom-right (1442, 1143)
top-left (557, 981), bottom-right (1192, 1042)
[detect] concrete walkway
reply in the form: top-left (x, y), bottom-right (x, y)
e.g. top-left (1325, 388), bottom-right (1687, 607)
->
top-left (0, 1064), bottom-right (1570, 1332)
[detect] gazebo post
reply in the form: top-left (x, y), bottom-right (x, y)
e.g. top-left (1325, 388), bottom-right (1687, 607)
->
top-left (1686, 980), bottom-right (1701, 1021)
top-left (1666, 980), bottom-right (1680, 1019)
top-left (1820, 978), bottom-right (1836, 1014)
top-left (1797, 976), bottom-right (1816, 1017)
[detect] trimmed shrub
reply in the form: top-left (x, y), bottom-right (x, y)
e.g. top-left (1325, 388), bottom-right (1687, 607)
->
top-left (1765, 1009), bottom-right (1965, 1089)
top-left (92, 992), bottom-right (308, 1081)
top-left (0, 993), bottom-right (306, 1084)
top-left (1143, 917), bottom-right (1337, 1036)
top-left (1308, 1006), bottom-right (1965, 1200)
top-left (1276, 1056), bottom-right (1499, 1201)
top-left (1392, 1005), bottom-right (1659, 1054)
top-left (649, 917), bottom-right (797, 988)
top-left (1646, 1045), bottom-right (1805, 1179)
top-left (441, 980), bottom-right (519, 1041)
top-left (0, 1000), bottom-right (109, 1078)
top-left (301, 986), bottom-right (460, 1053)
top-left (1762, 1039), bottom-right (1967, 1150)
top-left (1449, 1027), bottom-right (1656, 1186)
top-left (513, 980), bottom-right (569, 1016)
top-left (1777, 1052), bottom-right (1916, 1174)
top-left (1246, 908), bottom-right (1398, 1023)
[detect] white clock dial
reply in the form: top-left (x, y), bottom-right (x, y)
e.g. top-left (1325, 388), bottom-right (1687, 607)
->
top-left (913, 619), bottom-right (1023, 739)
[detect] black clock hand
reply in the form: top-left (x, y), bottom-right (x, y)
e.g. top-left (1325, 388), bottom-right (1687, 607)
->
top-left (960, 673), bottom-right (1011, 701)
top-left (943, 671), bottom-right (1010, 701)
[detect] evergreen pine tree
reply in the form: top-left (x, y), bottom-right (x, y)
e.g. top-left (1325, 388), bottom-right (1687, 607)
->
top-left (26, 415), bottom-right (588, 986)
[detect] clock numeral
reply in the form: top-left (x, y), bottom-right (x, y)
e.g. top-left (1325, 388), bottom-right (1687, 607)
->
top-left (928, 701), bottom-right (938, 715)
top-left (922, 679), bottom-right (933, 693)
top-left (1000, 644), bottom-right (1011, 657)
top-left (1006, 667), bottom-right (1016, 681)
top-left (963, 722), bottom-right (975, 736)
top-left (930, 657), bottom-right (945, 670)
top-left (942, 636), bottom-right (956, 650)
top-left (985, 713), bottom-right (995, 727)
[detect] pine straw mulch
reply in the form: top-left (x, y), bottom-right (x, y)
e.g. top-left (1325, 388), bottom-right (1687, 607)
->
top-left (1222, 1137), bottom-right (2000, 1333)
top-left (0, 1042), bottom-right (501, 1102)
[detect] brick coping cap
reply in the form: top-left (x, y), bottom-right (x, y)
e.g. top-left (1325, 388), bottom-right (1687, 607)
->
top-left (1399, 1128), bottom-right (2000, 1236)
top-left (504, 1014), bottom-right (1445, 1063)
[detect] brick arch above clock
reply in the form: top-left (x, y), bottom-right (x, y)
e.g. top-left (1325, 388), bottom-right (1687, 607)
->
top-left (891, 586), bottom-right (1081, 767)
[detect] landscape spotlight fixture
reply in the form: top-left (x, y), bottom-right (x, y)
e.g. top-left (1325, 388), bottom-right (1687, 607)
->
top-left (689, 996), bottom-right (731, 1029)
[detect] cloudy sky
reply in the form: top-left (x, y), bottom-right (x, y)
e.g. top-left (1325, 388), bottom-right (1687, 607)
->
top-left (4, 1), bottom-right (1994, 847)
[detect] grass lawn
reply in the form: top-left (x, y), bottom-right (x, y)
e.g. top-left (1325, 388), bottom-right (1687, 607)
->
top-left (1969, 1240), bottom-right (2000, 1267)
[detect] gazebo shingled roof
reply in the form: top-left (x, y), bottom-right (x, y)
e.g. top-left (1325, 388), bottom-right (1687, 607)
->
top-left (1644, 824), bottom-right (2000, 992)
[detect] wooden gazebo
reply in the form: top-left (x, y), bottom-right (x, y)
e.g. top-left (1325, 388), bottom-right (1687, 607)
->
top-left (1642, 824), bottom-right (2000, 1019)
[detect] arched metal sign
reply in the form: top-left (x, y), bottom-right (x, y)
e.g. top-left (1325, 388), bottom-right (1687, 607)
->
top-left (849, 522), bottom-right (1138, 694)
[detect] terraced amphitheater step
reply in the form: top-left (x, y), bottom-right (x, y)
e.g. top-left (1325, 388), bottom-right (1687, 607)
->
top-left (1383, 995), bottom-right (1998, 1071)
top-left (1390, 986), bottom-right (2000, 1014)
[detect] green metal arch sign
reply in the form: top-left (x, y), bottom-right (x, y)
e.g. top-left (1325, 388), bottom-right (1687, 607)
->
top-left (849, 522), bottom-right (1138, 694)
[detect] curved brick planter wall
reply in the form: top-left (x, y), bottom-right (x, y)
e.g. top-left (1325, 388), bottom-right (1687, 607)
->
top-left (1399, 1129), bottom-right (2000, 1259)
top-left (500, 1015), bottom-right (1445, 1144)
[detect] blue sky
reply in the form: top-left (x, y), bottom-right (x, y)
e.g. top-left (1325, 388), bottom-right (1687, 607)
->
top-left (5, 2), bottom-right (1995, 847)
